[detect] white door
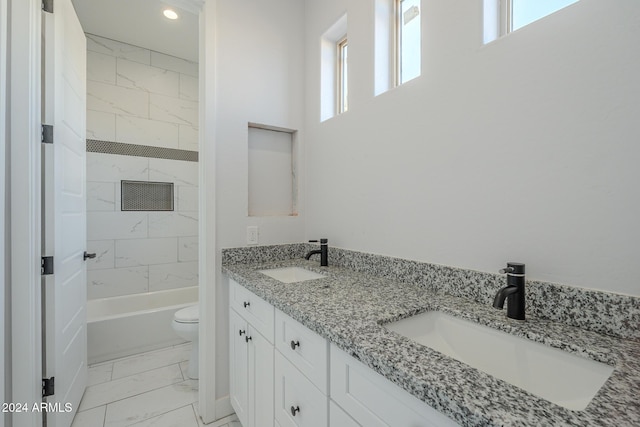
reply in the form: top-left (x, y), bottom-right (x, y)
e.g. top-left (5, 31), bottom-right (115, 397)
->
top-left (42, 0), bottom-right (87, 425)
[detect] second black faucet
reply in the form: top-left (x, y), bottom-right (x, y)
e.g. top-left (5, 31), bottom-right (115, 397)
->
top-left (305, 238), bottom-right (328, 266)
top-left (493, 262), bottom-right (526, 320)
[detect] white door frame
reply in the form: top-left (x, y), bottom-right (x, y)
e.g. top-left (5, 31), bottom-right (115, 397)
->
top-left (8, 0), bottom-right (221, 425)
top-left (8, 0), bottom-right (44, 427)
top-left (1, 0), bottom-right (8, 425)
top-left (198, 0), bottom-right (218, 423)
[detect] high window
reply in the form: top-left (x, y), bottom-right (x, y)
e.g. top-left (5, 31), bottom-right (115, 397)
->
top-left (337, 37), bottom-right (348, 114)
top-left (396, 0), bottom-right (421, 85)
top-left (508, 0), bottom-right (578, 32)
top-left (375, 0), bottom-right (421, 96)
top-left (485, 0), bottom-right (579, 43)
top-left (321, 14), bottom-right (347, 121)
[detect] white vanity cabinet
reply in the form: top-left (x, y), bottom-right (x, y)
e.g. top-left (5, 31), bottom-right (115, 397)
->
top-left (274, 309), bottom-right (329, 427)
top-left (329, 401), bottom-right (359, 427)
top-left (229, 280), bottom-right (275, 427)
top-left (274, 352), bottom-right (328, 427)
top-left (228, 277), bottom-right (459, 427)
top-left (330, 344), bottom-right (459, 427)
top-left (275, 310), bottom-right (328, 393)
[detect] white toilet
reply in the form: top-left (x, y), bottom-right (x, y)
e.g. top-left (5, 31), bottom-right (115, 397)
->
top-left (172, 304), bottom-right (199, 379)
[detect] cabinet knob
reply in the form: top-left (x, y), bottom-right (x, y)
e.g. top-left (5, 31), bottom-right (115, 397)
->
top-left (243, 301), bottom-right (250, 308)
top-left (290, 340), bottom-right (300, 350)
top-left (245, 335), bottom-right (252, 343)
top-left (239, 330), bottom-right (245, 336)
top-left (290, 405), bottom-right (300, 417)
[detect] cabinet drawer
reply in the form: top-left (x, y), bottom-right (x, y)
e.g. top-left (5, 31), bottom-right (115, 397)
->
top-left (330, 344), bottom-right (459, 427)
top-left (275, 352), bottom-right (328, 427)
top-left (275, 310), bottom-right (328, 393)
top-left (330, 401), bottom-right (360, 427)
top-left (230, 279), bottom-right (274, 342)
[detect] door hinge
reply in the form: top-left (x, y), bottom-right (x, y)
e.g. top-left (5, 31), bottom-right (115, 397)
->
top-left (42, 0), bottom-right (53, 13)
top-left (42, 377), bottom-right (55, 397)
top-left (41, 256), bottom-right (54, 275)
top-left (42, 124), bottom-right (54, 144)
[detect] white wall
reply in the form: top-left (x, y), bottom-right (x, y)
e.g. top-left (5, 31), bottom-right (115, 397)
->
top-left (304, 0), bottom-right (640, 296)
top-left (211, 0), bottom-right (306, 403)
top-left (214, 0), bottom-right (306, 248)
top-left (85, 35), bottom-right (200, 300)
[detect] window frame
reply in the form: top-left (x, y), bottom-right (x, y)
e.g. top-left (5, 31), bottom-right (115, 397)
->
top-left (498, 0), bottom-right (578, 36)
top-left (336, 36), bottom-right (348, 114)
top-left (500, 0), bottom-right (513, 35)
top-left (393, 0), bottom-right (401, 87)
top-left (393, 0), bottom-right (421, 86)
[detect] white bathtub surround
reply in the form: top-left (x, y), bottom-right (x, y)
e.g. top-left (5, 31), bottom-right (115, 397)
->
top-left (86, 151), bottom-right (198, 298)
top-left (116, 58), bottom-right (180, 97)
top-left (87, 181), bottom-right (117, 211)
top-left (86, 151), bottom-right (149, 182)
top-left (87, 287), bottom-right (198, 363)
top-left (149, 157), bottom-right (199, 185)
top-left (72, 344), bottom-right (240, 427)
top-left (87, 51), bottom-right (116, 85)
top-left (115, 114), bottom-right (180, 149)
top-left (85, 35), bottom-right (199, 300)
top-left (151, 51), bottom-right (198, 77)
top-left (86, 34), bottom-right (151, 65)
top-left (150, 262), bottom-right (199, 292)
top-left (179, 125), bottom-right (199, 152)
top-left (114, 237), bottom-right (179, 268)
top-left (87, 266), bottom-right (149, 300)
top-left (179, 236), bottom-right (199, 262)
top-left (86, 34), bottom-right (198, 149)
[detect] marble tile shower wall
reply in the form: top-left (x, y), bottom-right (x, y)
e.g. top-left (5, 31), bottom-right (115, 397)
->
top-left (85, 34), bottom-right (199, 300)
top-left (85, 34), bottom-right (198, 151)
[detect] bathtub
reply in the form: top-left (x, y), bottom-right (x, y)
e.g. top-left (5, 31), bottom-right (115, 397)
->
top-left (87, 286), bottom-right (198, 364)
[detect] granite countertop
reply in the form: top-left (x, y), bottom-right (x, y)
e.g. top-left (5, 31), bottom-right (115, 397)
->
top-left (222, 258), bottom-right (640, 427)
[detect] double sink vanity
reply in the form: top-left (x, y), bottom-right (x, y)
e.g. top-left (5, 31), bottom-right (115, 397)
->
top-left (223, 244), bottom-right (640, 427)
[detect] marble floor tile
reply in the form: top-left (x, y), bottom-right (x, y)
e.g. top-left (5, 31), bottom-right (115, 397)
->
top-left (79, 364), bottom-right (183, 411)
top-left (127, 404), bottom-right (199, 427)
top-left (104, 380), bottom-right (198, 427)
top-left (179, 360), bottom-right (190, 380)
top-left (88, 363), bottom-right (113, 386)
top-left (111, 344), bottom-right (191, 380)
top-left (71, 405), bottom-right (106, 427)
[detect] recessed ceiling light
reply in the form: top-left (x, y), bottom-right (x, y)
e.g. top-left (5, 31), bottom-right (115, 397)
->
top-left (163, 9), bottom-right (178, 20)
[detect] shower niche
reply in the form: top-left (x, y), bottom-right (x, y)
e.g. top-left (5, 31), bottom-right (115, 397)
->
top-left (121, 180), bottom-right (174, 211)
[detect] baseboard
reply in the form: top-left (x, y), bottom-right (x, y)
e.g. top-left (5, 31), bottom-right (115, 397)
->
top-left (214, 395), bottom-right (234, 420)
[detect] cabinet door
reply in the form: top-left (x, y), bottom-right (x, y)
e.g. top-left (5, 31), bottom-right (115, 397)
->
top-left (275, 351), bottom-right (328, 427)
top-left (330, 401), bottom-right (360, 427)
top-left (230, 309), bottom-right (249, 427)
top-left (330, 344), bottom-right (459, 427)
top-left (249, 326), bottom-right (274, 427)
top-left (230, 279), bottom-right (275, 342)
top-left (275, 310), bottom-right (328, 393)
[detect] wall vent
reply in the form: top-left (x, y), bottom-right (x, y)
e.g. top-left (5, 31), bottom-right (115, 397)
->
top-left (121, 181), bottom-right (174, 211)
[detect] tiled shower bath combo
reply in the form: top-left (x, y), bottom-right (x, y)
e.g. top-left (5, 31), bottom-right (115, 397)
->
top-left (83, 34), bottom-right (200, 363)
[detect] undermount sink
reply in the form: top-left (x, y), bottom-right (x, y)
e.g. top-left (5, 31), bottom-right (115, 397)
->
top-left (259, 267), bottom-right (326, 283)
top-left (384, 311), bottom-right (614, 411)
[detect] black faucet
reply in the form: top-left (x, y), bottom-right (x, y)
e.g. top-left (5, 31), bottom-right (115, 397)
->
top-left (493, 262), bottom-right (526, 320)
top-left (305, 239), bottom-right (328, 267)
